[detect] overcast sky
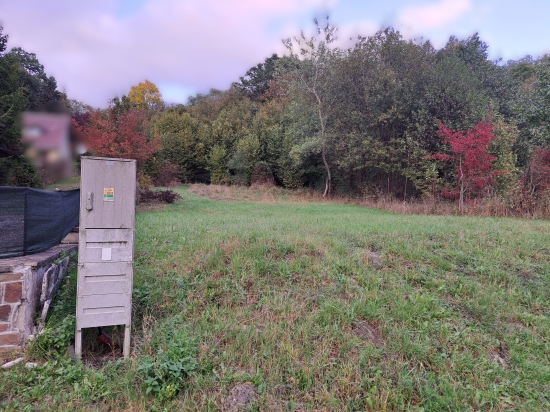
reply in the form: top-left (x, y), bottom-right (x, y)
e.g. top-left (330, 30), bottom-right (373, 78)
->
top-left (1, 0), bottom-right (549, 108)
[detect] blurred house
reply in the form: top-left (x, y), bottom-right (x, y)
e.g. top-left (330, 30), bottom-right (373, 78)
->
top-left (21, 104), bottom-right (87, 186)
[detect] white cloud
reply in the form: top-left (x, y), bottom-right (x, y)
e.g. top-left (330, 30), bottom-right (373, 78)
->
top-left (337, 19), bottom-right (379, 48)
top-left (0, 0), bottom-right (336, 107)
top-left (398, 0), bottom-right (471, 31)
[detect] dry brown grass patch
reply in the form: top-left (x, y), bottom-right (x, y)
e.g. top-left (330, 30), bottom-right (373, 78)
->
top-left (352, 320), bottom-right (384, 347)
top-left (221, 237), bottom-right (241, 258)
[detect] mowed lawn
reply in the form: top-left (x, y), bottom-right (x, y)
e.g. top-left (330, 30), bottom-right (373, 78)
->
top-left (2, 185), bottom-right (549, 411)
top-left (132, 186), bottom-right (550, 410)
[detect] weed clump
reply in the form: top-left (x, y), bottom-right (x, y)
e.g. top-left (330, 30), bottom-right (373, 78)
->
top-left (139, 189), bottom-right (182, 204)
top-left (32, 315), bottom-right (76, 354)
top-left (137, 324), bottom-right (197, 401)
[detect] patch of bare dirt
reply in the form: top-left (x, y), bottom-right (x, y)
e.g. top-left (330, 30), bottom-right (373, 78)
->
top-left (0, 350), bottom-right (21, 366)
top-left (284, 252), bottom-right (295, 263)
top-left (489, 342), bottom-right (510, 368)
top-left (368, 251), bottom-right (381, 267)
top-left (352, 320), bottom-right (384, 347)
top-left (518, 271), bottom-right (538, 283)
top-left (225, 383), bottom-right (257, 411)
top-left (84, 350), bottom-right (122, 368)
top-left (363, 251), bottom-right (381, 267)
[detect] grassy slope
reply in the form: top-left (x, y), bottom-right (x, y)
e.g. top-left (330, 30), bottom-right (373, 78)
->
top-left (135, 187), bottom-right (549, 410)
top-left (2, 186), bottom-right (549, 411)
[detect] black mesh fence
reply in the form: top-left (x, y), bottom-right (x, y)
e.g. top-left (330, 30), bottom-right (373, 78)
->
top-left (0, 187), bottom-right (79, 258)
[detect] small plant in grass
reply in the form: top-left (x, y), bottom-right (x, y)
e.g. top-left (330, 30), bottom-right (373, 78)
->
top-left (32, 315), bottom-right (76, 354)
top-left (137, 328), bottom-right (198, 401)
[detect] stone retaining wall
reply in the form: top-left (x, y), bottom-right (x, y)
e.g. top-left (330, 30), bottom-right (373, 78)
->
top-left (0, 245), bottom-right (77, 353)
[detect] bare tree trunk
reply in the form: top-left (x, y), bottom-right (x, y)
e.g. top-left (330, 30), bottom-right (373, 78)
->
top-left (459, 180), bottom-right (464, 214)
top-left (322, 146), bottom-right (331, 198)
top-left (314, 90), bottom-right (331, 199)
top-left (458, 161), bottom-right (464, 214)
top-left (405, 150), bottom-right (410, 201)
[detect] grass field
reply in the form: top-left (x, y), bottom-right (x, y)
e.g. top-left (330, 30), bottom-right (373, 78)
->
top-left (1, 185), bottom-right (549, 411)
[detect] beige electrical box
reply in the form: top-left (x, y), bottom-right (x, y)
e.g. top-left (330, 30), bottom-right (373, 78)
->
top-left (76, 157), bottom-right (136, 359)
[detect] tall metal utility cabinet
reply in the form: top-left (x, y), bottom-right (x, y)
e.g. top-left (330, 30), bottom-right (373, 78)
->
top-left (76, 156), bottom-right (136, 358)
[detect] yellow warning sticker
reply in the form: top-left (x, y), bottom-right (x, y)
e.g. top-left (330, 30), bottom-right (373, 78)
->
top-left (103, 188), bottom-right (114, 201)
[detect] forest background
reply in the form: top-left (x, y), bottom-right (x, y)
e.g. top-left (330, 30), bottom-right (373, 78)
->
top-left (1, 21), bottom-right (549, 216)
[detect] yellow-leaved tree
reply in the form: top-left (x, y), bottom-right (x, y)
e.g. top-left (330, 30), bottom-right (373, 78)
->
top-left (128, 80), bottom-right (163, 111)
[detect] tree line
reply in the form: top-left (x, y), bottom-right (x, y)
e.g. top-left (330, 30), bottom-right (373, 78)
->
top-left (1, 22), bottom-right (549, 213)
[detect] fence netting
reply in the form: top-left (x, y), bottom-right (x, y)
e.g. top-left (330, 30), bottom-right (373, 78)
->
top-left (0, 187), bottom-right (79, 258)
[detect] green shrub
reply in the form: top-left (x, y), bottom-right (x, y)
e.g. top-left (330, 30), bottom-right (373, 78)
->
top-left (0, 156), bottom-right (42, 187)
top-left (138, 174), bottom-right (152, 191)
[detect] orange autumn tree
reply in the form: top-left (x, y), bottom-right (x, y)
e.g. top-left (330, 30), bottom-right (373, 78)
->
top-left (85, 106), bottom-right (159, 170)
top-left (128, 80), bottom-right (163, 112)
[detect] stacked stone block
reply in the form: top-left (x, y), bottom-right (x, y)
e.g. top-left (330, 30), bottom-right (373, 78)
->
top-left (0, 272), bottom-right (24, 350)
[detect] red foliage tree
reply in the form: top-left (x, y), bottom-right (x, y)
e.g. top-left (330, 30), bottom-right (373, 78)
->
top-left (85, 107), bottom-right (159, 169)
top-left (431, 116), bottom-right (499, 212)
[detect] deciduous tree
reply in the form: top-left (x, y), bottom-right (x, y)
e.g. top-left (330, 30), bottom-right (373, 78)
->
top-left (431, 116), bottom-right (499, 212)
top-left (85, 107), bottom-right (159, 169)
top-left (153, 111), bottom-right (208, 182)
top-left (283, 18), bottom-right (341, 197)
top-left (238, 54), bottom-right (280, 100)
top-left (128, 80), bottom-right (163, 112)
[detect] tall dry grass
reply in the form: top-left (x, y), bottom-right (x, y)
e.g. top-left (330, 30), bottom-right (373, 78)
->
top-left (189, 183), bottom-right (550, 219)
top-left (361, 194), bottom-right (550, 219)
